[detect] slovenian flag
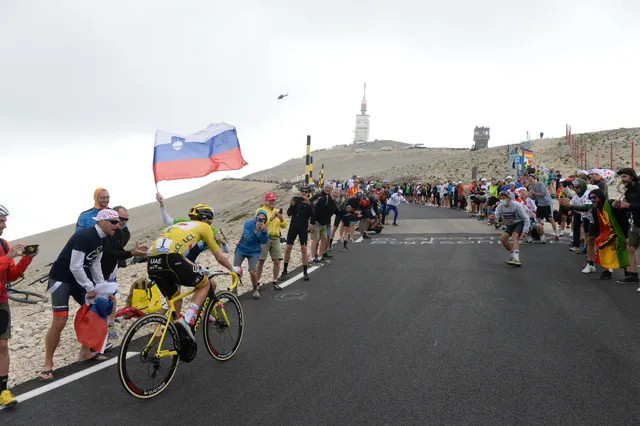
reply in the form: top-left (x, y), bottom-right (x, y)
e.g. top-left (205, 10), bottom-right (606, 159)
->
top-left (153, 122), bottom-right (248, 182)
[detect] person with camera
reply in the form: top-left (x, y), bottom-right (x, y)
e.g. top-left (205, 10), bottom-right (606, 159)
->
top-left (235, 210), bottom-right (270, 299)
top-left (0, 205), bottom-right (38, 407)
top-left (256, 192), bottom-right (288, 290)
top-left (40, 209), bottom-right (120, 382)
top-left (281, 187), bottom-right (312, 281)
top-left (309, 183), bottom-right (338, 263)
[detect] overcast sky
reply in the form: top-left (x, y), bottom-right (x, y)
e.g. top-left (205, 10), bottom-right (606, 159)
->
top-left (2, 0), bottom-right (639, 239)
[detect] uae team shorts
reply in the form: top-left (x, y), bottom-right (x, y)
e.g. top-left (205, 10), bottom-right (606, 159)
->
top-left (47, 278), bottom-right (87, 316)
top-left (147, 253), bottom-right (207, 299)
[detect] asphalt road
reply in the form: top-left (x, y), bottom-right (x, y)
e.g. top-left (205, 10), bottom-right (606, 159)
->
top-left (5, 204), bottom-right (640, 424)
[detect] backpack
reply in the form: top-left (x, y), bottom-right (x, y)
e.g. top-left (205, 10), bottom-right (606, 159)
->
top-left (0, 239), bottom-right (7, 255)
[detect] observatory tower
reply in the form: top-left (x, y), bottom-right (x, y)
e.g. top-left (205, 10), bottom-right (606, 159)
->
top-left (471, 126), bottom-right (490, 150)
top-left (354, 83), bottom-right (370, 144)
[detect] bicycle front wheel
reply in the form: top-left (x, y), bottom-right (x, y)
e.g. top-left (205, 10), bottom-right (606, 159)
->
top-left (7, 289), bottom-right (48, 304)
top-left (118, 313), bottom-right (180, 399)
top-left (203, 291), bottom-right (244, 361)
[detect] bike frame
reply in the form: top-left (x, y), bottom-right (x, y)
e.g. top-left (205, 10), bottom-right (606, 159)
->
top-left (146, 271), bottom-right (240, 359)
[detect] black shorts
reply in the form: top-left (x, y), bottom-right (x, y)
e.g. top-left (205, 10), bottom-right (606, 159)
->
top-left (47, 278), bottom-right (86, 316)
top-left (536, 205), bottom-right (552, 220)
top-left (587, 219), bottom-right (599, 237)
top-left (333, 214), bottom-right (344, 227)
top-left (286, 225), bottom-right (308, 245)
top-left (147, 253), bottom-right (207, 299)
top-left (505, 222), bottom-right (525, 236)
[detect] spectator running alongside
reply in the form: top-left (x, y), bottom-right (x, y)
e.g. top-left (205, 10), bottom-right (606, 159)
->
top-left (385, 189), bottom-right (409, 226)
top-left (493, 191), bottom-right (530, 266)
top-left (41, 209), bottom-right (120, 382)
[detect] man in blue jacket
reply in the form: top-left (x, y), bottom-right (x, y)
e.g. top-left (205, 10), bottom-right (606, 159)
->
top-left (234, 210), bottom-right (269, 299)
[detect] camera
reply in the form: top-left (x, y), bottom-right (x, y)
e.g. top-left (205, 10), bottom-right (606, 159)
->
top-left (23, 244), bottom-right (39, 254)
top-left (257, 217), bottom-right (266, 224)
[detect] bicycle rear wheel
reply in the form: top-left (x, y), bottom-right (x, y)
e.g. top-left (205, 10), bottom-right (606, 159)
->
top-left (7, 289), bottom-right (48, 304)
top-left (118, 313), bottom-right (180, 399)
top-left (203, 291), bottom-right (244, 361)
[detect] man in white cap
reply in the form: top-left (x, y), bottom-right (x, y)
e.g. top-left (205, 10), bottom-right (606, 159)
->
top-left (40, 209), bottom-right (120, 382)
top-left (588, 169), bottom-right (608, 198)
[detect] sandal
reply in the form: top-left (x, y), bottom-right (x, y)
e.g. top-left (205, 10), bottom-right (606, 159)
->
top-left (38, 369), bottom-right (55, 382)
top-left (272, 282), bottom-right (282, 291)
top-left (80, 352), bottom-right (109, 363)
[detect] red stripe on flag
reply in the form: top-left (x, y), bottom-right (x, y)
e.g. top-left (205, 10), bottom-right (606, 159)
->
top-left (153, 147), bottom-right (248, 182)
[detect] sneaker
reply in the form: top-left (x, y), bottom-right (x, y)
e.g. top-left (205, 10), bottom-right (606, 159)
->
top-left (323, 252), bottom-right (334, 259)
top-left (600, 270), bottom-right (613, 280)
top-left (581, 264), bottom-right (596, 274)
top-left (362, 234), bottom-right (371, 239)
top-left (104, 342), bottom-right (116, 353)
top-left (175, 317), bottom-right (195, 342)
top-left (507, 259), bottom-right (522, 266)
top-left (540, 235), bottom-right (547, 244)
top-left (342, 246), bottom-right (349, 251)
top-left (569, 246), bottom-right (580, 252)
top-left (252, 289), bottom-right (261, 299)
top-left (504, 256), bottom-right (514, 264)
top-left (303, 274), bottom-right (310, 281)
top-left (526, 237), bottom-right (533, 244)
top-left (617, 275), bottom-right (640, 284)
top-left (272, 282), bottom-right (282, 291)
top-left (392, 223), bottom-right (399, 226)
top-left (554, 235), bottom-right (560, 241)
top-left (312, 258), bottom-right (321, 264)
top-left (280, 270), bottom-right (288, 279)
top-left (0, 389), bottom-right (17, 407)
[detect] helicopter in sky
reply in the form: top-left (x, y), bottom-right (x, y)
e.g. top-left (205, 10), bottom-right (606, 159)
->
top-left (277, 93), bottom-right (289, 100)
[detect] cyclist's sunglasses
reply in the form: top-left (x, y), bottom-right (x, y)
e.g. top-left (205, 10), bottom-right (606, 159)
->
top-left (108, 219), bottom-right (120, 225)
top-left (119, 217), bottom-right (129, 222)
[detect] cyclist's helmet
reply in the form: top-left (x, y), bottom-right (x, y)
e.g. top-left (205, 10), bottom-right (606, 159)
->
top-left (188, 203), bottom-right (214, 221)
top-left (0, 204), bottom-right (9, 216)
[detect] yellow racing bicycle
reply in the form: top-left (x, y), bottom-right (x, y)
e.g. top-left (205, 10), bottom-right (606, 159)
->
top-left (118, 269), bottom-right (244, 399)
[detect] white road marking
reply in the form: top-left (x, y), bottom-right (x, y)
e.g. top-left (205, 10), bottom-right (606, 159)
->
top-left (1, 352), bottom-right (138, 410)
top-left (279, 265), bottom-right (321, 289)
top-left (354, 236), bottom-right (364, 243)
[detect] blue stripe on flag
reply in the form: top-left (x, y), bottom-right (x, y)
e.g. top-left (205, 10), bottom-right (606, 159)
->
top-left (153, 129), bottom-right (240, 163)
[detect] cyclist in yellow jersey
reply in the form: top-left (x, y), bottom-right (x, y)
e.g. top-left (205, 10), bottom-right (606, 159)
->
top-left (147, 204), bottom-right (241, 342)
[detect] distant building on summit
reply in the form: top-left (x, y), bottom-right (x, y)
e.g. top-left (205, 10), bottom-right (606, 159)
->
top-left (471, 126), bottom-right (490, 151)
top-left (354, 83), bottom-right (370, 145)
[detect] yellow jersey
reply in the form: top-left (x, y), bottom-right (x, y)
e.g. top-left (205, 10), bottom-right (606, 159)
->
top-left (256, 205), bottom-right (288, 237)
top-left (150, 220), bottom-right (220, 257)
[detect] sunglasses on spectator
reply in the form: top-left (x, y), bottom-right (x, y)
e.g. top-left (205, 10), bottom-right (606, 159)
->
top-left (119, 217), bottom-right (129, 222)
top-left (108, 219), bottom-right (120, 225)
top-left (301, 190), bottom-right (309, 193)
top-left (589, 196), bottom-right (598, 200)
